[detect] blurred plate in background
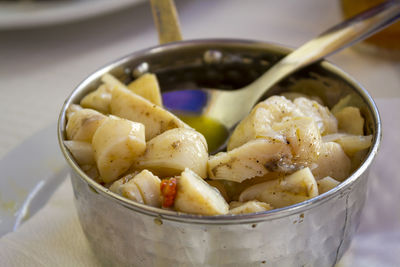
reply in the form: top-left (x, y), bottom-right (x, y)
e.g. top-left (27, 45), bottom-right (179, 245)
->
top-left (0, 0), bottom-right (144, 30)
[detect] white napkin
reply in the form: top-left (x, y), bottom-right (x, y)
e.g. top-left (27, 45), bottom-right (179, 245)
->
top-left (0, 98), bottom-right (399, 267)
top-left (0, 178), bottom-right (100, 267)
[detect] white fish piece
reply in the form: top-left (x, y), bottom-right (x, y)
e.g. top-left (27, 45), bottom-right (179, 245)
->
top-left (294, 97), bottom-right (338, 135)
top-left (228, 96), bottom-right (302, 150)
top-left (208, 139), bottom-right (292, 183)
top-left (280, 92), bottom-right (323, 104)
top-left (227, 104), bottom-right (283, 151)
top-left (259, 95), bottom-right (304, 121)
top-left (272, 116), bottom-right (322, 166)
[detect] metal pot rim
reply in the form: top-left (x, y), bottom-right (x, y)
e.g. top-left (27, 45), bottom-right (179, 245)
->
top-left (58, 38), bottom-right (382, 225)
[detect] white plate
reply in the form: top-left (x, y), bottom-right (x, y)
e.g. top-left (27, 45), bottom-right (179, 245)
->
top-left (0, 0), bottom-right (144, 30)
top-left (0, 122), bottom-right (67, 237)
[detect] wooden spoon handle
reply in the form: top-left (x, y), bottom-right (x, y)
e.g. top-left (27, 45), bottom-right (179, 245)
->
top-left (150, 0), bottom-right (183, 44)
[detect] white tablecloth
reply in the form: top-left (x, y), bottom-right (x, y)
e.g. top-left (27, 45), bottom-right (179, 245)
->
top-left (0, 98), bottom-right (399, 266)
top-left (1, 0), bottom-right (399, 266)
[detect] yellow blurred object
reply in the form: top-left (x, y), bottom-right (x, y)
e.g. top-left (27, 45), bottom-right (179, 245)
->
top-left (341, 0), bottom-right (400, 52)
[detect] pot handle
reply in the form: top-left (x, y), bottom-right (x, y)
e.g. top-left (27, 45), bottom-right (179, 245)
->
top-left (150, 0), bottom-right (183, 44)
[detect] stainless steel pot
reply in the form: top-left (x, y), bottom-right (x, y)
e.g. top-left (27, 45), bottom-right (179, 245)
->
top-left (58, 39), bottom-right (381, 267)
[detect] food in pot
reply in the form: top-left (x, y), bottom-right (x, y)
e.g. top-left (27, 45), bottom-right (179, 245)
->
top-left (64, 72), bottom-right (372, 215)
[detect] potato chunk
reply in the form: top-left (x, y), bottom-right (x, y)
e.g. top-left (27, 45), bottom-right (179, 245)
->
top-left (66, 104), bottom-right (82, 120)
top-left (174, 168), bottom-right (229, 215)
top-left (317, 176), bottom-right (340, 194)
top-left (110, 170), bottom-right (161, 207)
top-left (92, 116), bottom-right (146, 183)
top-left (206, 180), bottom-right (229, 202)
top-left (239, 167), bottom-right (318, 208)
top-left (102, 73), bottom-right (162, 106)
top-left (80, 84), bottom-right (112, 114)
top-left (127, 73), bottom-right (163, 106)
top-left (64, 140), bottom-right (95, 165)
top-left (109, 173), bottom-right (144, 203)
top-left (101, 73), bottom-right (127, 89)
top-left (229, 201), bottom-right (273, 214)
top-left (121, 182), bottom-right (145, 204)
top-left (334, 106), bottom-right (364, 135)
top-left (323, 133), bottom-right (372, 156)
top-left (131, 170), bottom-right (161, 207)
top-left (109, 174), bottom-right (135, 195)
top-left (81, 164), bottom-right (100, 182)
top-left (66, 108), bottom-right (106, 142)
top-left (312, 142), bottom-right (351, 181)
top-left (134, 128), bottom-right (208, 178)
top-left (110, 85), bottom-right (189, 140)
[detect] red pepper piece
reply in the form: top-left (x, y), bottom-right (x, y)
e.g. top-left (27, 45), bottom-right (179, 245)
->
top-left (160, 178), bottom-right (178, 208)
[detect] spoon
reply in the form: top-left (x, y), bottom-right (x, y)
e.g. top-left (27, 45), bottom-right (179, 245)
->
top-left (150, 0), bottom-right (400, 153)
